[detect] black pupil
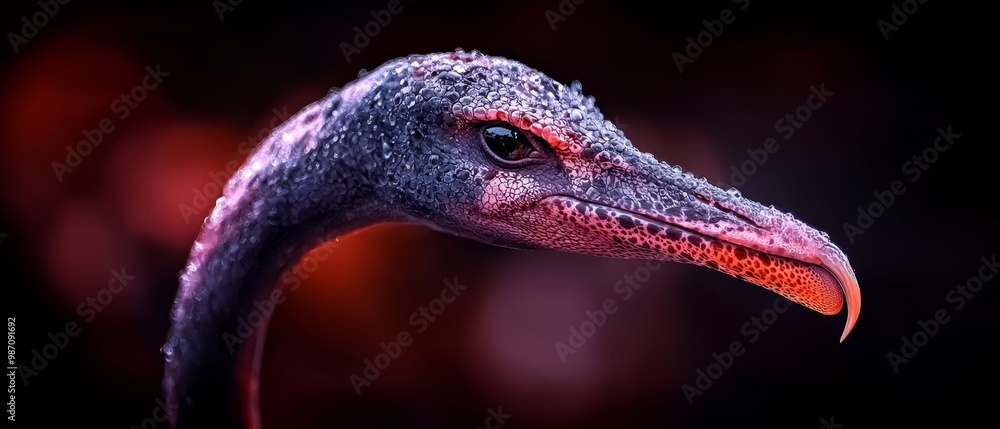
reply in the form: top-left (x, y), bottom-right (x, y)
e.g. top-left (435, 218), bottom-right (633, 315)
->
top-left (484, 125), bottom-right (531, 161)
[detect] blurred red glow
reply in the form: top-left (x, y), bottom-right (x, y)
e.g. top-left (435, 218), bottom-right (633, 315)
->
top-left (106, 122), bottom-right (243, 250)
top-left (44, 199), bottom-right (128, 306)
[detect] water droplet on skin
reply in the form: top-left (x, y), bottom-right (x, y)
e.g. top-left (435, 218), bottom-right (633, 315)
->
top-left (726, 188), bottom-right (742, 198)
top-left (357, 68), bottom-right (368, 78)
top-left (570, 80), bottom-right (583, 93)
top-left (671, 165), bottom-right (683, 173)
top-left (455, 47), bottom-right (465, 53)
top-left (162, 344), bottom-right (175, 363)
top-left (382, 142), bottom-right (392, 158)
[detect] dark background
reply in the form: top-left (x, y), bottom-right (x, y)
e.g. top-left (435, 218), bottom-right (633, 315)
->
top-left (1, 0), bottom-right (995, 428)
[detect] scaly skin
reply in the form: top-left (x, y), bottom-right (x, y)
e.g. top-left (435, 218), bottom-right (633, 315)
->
top-left (164, 50), bottom-right (861, 428)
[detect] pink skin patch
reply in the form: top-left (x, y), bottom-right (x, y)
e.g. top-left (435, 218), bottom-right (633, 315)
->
top-left (479, 171), bottom-right (543, 217)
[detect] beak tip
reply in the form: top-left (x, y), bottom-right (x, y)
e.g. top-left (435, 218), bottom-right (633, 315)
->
top-left (839, 326), bottom-right (851, 343)
top-left (839, 295), bottom-right (861, 342)
top-left (837, 281), bottom-right (861, 343)
top-left (819, 251), bottom-right (861, 343)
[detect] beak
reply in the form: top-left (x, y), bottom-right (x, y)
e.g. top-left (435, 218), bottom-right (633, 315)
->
top-left (539, 159), bottom-right (861, 342)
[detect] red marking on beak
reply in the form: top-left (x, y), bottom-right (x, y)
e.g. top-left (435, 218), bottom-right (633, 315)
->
top-left (540, 196), bottom-right (861, 341)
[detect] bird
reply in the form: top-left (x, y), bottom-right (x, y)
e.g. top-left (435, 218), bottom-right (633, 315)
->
top-left (162, 50), bottom-right (861, 428)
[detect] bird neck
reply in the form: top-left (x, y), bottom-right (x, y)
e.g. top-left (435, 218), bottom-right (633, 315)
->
top-left (163, 93), bottom-right (392, 427)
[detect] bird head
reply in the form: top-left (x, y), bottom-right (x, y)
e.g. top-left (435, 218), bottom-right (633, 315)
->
top-left (342, 51), bottom-right (860, 341)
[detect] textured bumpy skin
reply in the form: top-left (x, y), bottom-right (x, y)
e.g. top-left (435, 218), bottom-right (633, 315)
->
top-left (164, 50), bottom-right (860, 428)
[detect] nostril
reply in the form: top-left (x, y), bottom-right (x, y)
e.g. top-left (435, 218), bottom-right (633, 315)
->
top-left (696, 192), bottom-right (761, 228)
top-left (728, 208), bottom-right (759, 228)
top-left (717, 202), bottom-right (760, 228)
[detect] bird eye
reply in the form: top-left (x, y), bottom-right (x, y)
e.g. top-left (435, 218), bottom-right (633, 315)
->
top-left (482, 123), bottom-right (537, 164)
